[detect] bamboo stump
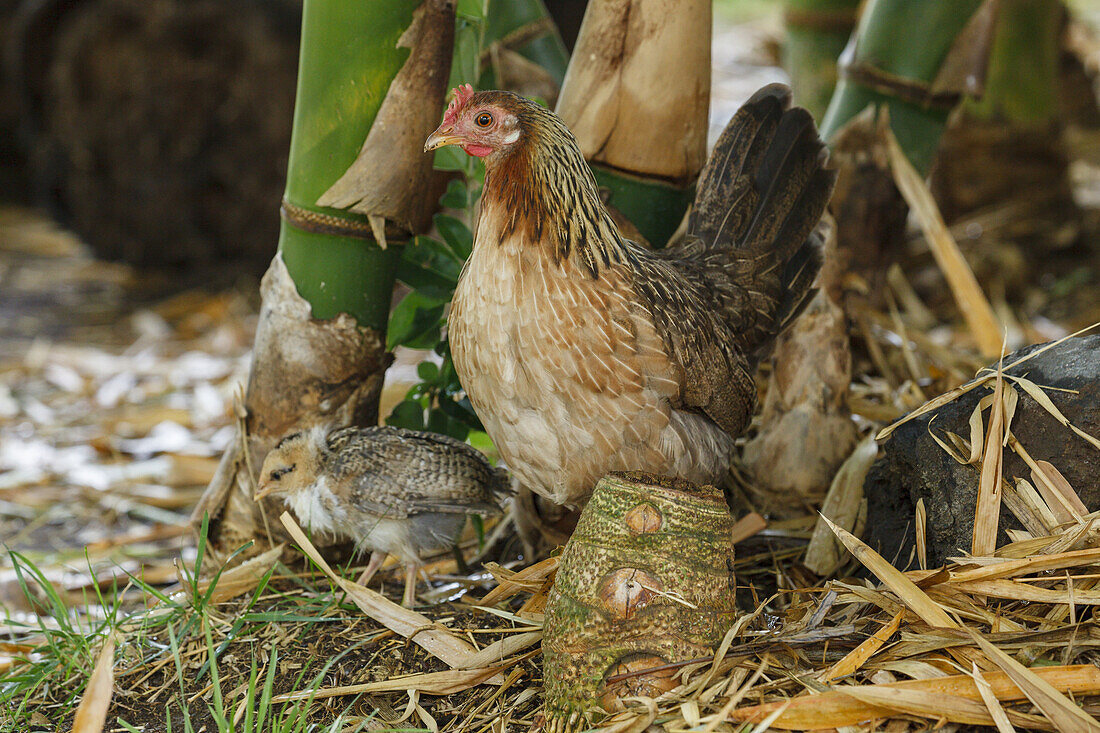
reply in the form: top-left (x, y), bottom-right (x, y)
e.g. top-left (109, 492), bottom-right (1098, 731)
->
top-left (541, 472), bottom-right (737, 732)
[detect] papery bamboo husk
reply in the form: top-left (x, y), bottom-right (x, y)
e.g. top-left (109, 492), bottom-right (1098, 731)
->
top-left (742, 220), bottom-right (860, 506)
top-left (554, 0), bottom-right (710, 247)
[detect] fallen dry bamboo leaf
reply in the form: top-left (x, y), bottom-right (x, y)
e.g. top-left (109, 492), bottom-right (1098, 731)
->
top-left (1010, 478), bottom-right (1060, 535)
top-left (453, 630), bottom-right (542, 670)
top-left (806, 437), bottom-right (877, 575)
top-left (876, 322), bottom-right (1100, 441)
top-left (1032, 460), bottom-right (1089, 517)
top-left (972, 662), bottom-right (1017, 733)
top-left (966, 396), bottom-right (988, 463)
top-left (927, 419), bottom-right (971, 465)
top-left (1040, 514), bottom-right (1100, 556)
top-left (916, 498), bottom-right (928, 570)
top-left (480, 555), bottom-right (559, 606)
top-left (881, 382), bottom-right (989, 442)
top-left (820, 514), bottom-right (958, 629)
top-left (270, 665), bottom-right (507, 703)
top-left (187, 544), bottom-right (282, 605)
top-left (729, 664), bottom-right (1100, 729)
top-left (730, 512), bottom-right (767, 544)
top-left (949, 547), bottom-right (1100, 583)
top-left (1009, 435), bottom-right (1084, 523)
top-left (839, 685), bottom-right (1050, 730)
top-left (885, 122), bottom-right (1002, 358)
top-left (820, 611), bottom-right (904, 683)
top-left (72, 635), bottom-right (116, 733)
top-left (974, 364), bottom-right (1005, 555)
top-left (83, 523), bottom-right (191, 553)
top-left (278, 512), bottom-right (495, 679)
top-left (967, 629), bottom-right (1100, 732)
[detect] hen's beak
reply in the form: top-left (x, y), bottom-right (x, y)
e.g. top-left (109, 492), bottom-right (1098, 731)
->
top-left (253, 483), bottom-right (276, 502)
top-left (424, 125), bottom-right (462, 153)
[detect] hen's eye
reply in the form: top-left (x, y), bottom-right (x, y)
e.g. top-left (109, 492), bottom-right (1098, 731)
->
top-left (475, 112), bottom-right (493, 127)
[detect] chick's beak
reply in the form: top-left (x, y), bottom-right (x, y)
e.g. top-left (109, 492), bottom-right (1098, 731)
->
top-left (253, 483), bottom-right (276, 502)
top-left (424, 125), bottom-right (462, 153)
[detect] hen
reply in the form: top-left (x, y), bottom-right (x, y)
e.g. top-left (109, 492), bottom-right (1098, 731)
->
top-left (425, 83), bottom-right (835, 507)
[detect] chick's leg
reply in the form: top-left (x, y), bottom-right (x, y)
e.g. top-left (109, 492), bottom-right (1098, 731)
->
top-left (402, 563), bottom-right (419, 608)
top-left (356, 551), bottom-right (388, 586)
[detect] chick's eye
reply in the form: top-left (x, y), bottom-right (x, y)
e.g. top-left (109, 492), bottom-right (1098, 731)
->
top-left (270, 464), bottom-right (295, 481)
top-left (475, 112), bottom-right (493, 127)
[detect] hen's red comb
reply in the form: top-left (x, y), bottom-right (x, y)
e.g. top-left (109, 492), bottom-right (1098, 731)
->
top-left (442, 83), bottom-right (475, 126)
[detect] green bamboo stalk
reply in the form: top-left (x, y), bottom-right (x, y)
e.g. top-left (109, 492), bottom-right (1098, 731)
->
top-left (963, 0), bottom-right (1060, 125)
top-left (277, 0), bottom-right (420, 327)
top-left (820, 0), bottom-right (985, 174)
top-left (783, 0), bottom-right (860, 121)
top-left (193, 0), bottom-right (455, 560)
top-left (930, 0), bottom-right (1070, 228)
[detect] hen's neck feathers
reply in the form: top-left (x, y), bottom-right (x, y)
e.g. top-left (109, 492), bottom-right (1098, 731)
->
top-left (481, 99), bottom-right (632, 278)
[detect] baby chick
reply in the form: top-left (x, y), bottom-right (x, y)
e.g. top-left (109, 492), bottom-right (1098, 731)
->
top-left (255, 425), bottom-right (510, 606)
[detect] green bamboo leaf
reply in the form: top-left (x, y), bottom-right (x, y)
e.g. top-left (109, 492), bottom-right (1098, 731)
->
top-left (387, 293), bottom-right (446, 349)
top-left (450, 19), bottom-right (481, 89)
top-left (406, 235), bottom-right (464, 272)
top-left (441, 178), bottom-right (469, 209)
top-left (438, 395), bottom-right (483, 430)
top-left (466, 430), bottom-right (496, 457)
top-left (387, 400), bottom-right (427, 430)
top-left (435, 214), bottom-right (474, 259)
top-left (394, 256), bottom-right (459, 301)
top-left (433, 144), bottom-right (470, 172)
top-left (456, 0), bottom-right (486, 21)
top-left (427, 409), bottom-right (469, 440)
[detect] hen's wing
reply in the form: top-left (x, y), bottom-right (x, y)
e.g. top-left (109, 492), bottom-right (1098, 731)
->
top-left (328, 426), bottom-right (506, 518)
top-left (629, 84), bottom-right (835, 437)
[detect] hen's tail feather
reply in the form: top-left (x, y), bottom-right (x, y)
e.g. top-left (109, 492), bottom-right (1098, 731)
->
top-left (689, 82), bottom-right (836, 354)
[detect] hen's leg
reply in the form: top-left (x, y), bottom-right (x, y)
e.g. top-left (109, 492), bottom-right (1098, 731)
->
top-left (356, 551), bottom-right (388, 586)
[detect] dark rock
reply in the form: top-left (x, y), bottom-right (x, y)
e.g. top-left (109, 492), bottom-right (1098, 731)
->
top-left (864, 334), bottom-right (1100, 568)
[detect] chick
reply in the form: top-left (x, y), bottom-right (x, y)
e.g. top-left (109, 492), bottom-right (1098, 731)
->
top-left (255, 425), bottom-right (510, 606)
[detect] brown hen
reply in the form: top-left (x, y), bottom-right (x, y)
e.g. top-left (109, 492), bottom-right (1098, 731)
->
top-left (425, 83), bottom-right (835, 507)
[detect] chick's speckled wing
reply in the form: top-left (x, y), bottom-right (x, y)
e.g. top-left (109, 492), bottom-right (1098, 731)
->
top-left (326, 426), bottom-right (507, 519)
top-left (629, 84), bottom-right (834, 437)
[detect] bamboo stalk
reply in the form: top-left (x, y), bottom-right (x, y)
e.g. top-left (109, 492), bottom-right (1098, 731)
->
top-left (729, 664), bottom-right (1100, 729)
top-left (820, 0), bottom-right (987, 174)
top-left (931, 0), bottom-right (1071, 226)
top-left (783, 0), bottom-right (860, 121)
top-left (555, 0), bottom-right (710, 246)
top-left (194, 0), bottom-right (455, 561)
top-left (279, 0), bottom-right (428, 325)
top-left (964, 0), bottom-right (1060, 126)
